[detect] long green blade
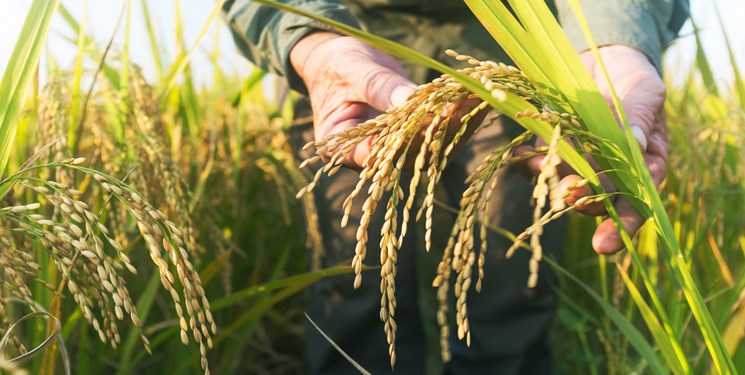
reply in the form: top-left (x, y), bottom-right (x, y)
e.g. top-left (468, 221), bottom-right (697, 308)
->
top-left (713, 4), bottom-right (745, 109)
top-left (690, 17), bottom-right (719, 97)
top-left (0, 0), bottom-right (60, 178)
top-left (617, 265), bottom-right (689, 374)
top-left (140, 0), bottom-right (165, 83)
top-left (566, 2), bottom-right (736, 373)
top-left (545, 257), bottom-right (667, 375)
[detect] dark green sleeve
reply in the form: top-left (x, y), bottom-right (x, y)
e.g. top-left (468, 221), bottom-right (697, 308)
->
top-left (556, 0), bottom-right (690, 72)
top-left (222, 0), bottom-right (361, 93)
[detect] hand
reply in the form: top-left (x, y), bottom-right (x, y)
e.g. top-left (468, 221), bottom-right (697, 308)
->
top-left (290, 32), bottom-right (484, 168)
top-left (521, 45), bottom-right (668, 254)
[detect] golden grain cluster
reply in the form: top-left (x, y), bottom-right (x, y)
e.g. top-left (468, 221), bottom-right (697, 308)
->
top-left (298, 51), bottom-right (614, 364)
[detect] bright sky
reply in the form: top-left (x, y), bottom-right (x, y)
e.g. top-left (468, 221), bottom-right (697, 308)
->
top-left (0, 0), bottom-right (743, 92)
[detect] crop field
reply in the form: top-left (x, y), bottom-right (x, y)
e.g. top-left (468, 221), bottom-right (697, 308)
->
top-left (0, 1), bottom-right (743, 374)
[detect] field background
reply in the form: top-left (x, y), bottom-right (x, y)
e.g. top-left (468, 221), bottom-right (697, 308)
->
top-left (0, 1), bottom-right (743, 374)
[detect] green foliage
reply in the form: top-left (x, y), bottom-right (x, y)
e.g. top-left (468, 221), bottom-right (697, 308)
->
top-left (0, 0), bottom-right (59, 187)
top-left (1, 1), bottom-right (743, 374)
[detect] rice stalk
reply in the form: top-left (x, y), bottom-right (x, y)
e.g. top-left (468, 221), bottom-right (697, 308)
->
top-left (298, 51), bottom-right (615, 363)
top-left (0, 159), bottom-right (215, 374)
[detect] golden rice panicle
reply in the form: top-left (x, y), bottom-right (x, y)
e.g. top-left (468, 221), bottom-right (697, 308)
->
top-left (0, 158), bottom-right (215, 375)
top-left (431, 129), bottom-right (533, 359)
top-left (0, 237), bottom-right (44, 311)
top-left (441, 145), bottom-right (513, 352)
top-left (497, 111), bottom-right (571, 288)
top-left (0, 357), bottom-right (28, 375)
top-left (0, 297), bottom-right (26, 355)
top-left (0, 237), bottom-right (39, 355)
top-left (432, 223), bottom-right (460, 362)
top-left (379, 198), bottom-right (399, 368)
top-left (297, 57), bottom-right (493, 365)
top-left (101, 175), bottom-right (216, 371)
top-left (17, 176), bottom-right (145, 348)
top-left (527, 120), bottom-right (563, 288)
top-left (295, 51), bottom-right (604, 366)
top-left (36, 80), bottom-right (69, 164)
top-left (129, 67), bottom-right (198, 259)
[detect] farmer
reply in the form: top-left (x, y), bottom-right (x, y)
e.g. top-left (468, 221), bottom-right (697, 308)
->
top-left (222, 1), bottom-right (689, 373)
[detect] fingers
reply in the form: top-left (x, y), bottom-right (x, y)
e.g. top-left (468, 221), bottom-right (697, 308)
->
top-left (357, 64), bottom-right (417, 112)
top-left (621, 86), bottom-right (663, 152)
top-left (391, 84), bottom-right (417, 108)
top-left (645, 108), bottom-right (668, 187)
top-left (592, 197), bottom-right (647, 254)
top-left (556, 175), bottom-right (604, 216)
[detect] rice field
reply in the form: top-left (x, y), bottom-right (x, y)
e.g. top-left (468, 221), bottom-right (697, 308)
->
top-left (0, 0), bottom-right (743, 374)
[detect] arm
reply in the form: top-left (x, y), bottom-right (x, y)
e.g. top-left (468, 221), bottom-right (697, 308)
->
top-left (222, 1), bottom-right (414, 167)
top-left (224, 1), bottom-right (485, 168)
top-left (221, 0), bottom-right (361, 93)
top-left (223, 0), bottom-right (420, 166)
top-left (557, 0), bottom-right (690, 72)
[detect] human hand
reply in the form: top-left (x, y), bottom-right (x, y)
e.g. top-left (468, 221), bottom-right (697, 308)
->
top-left (520, 45), bottom-right (668, 254)
top-left (290, 32), bottom-right (484, 168)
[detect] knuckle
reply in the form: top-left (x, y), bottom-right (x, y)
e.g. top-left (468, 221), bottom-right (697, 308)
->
top-left (360, 68), bottom-right (388, 96)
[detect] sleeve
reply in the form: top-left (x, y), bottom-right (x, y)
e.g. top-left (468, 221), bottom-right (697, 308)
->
top-left (222, 0), bottom-right (361, 93)
top-left (556, 0), bottom-right (690, 72)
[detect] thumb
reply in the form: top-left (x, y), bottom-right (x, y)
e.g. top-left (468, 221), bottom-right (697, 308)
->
top-left (357, 64), bottom-right (416, 112)
top-left (618, 79), bottom-right (665, 152)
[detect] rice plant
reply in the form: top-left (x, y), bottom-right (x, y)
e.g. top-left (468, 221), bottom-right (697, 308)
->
top-left (0, 1), bottom-right (326, 373)
top-left (296, 50), bottom-right (611, 363)
top-left (2, 0), bottom-right (743, 373)
top-left (260, 0), bottom-right (744, 372)
top-left (0, 2), bottom-right (218, 373)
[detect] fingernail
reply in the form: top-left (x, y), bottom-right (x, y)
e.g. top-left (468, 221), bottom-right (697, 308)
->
top-left (594, 234), bottom-right (621, 255)
top-left (631, 125), bottom-right (647, 151)
top-left (390, 84), bottom-right (416, 108)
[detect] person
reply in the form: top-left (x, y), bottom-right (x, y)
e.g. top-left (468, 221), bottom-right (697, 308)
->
top-left (222, 1), bottom-right (689, 373)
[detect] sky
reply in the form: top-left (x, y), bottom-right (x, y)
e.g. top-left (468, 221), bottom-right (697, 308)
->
top-left (0, 0), bottom-right (743, 92)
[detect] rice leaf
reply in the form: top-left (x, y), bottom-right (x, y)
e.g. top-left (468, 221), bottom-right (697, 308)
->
top-left (545, 257), bottom-right (667, 375)
top-left (691, 17), bottom-right (718, 97)
top-left (713, 3), bottom-right (745, 109)
top-left (0, 0), bottom-right (60, 181)
top-left (140, 0), bottom-right (165, 83)
top-left (566, 2), bottom-right (736, 372)
top-left (616, 264), bottom-right (689, 374)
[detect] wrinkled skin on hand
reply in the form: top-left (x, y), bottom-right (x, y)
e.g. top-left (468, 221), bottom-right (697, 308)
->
top-left (290, 32), bottom-right (485, 168)
top-left (519, 45), bottom-right (668, 254)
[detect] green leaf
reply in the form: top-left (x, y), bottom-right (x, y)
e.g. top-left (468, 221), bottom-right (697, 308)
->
top-left (713, 4), bottom-right (745, 109)
top-left (0, 0), bottom-right (60, 183)
top-left (566, 2), bottom-right (735, 372)
top-left (616, 264), bottom-right (689, 374)
top-left (115, 272), bottom-right (161, 375)
top-left (690, 17), bottom-right (719, 97)
top-left (211, 265), bottom-right (354, 311)
top-left (545, 257), bottom-right (667, 375)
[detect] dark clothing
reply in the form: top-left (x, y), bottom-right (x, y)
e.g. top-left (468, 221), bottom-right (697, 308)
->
top-left (289, 107), bottom-right (566, 374)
